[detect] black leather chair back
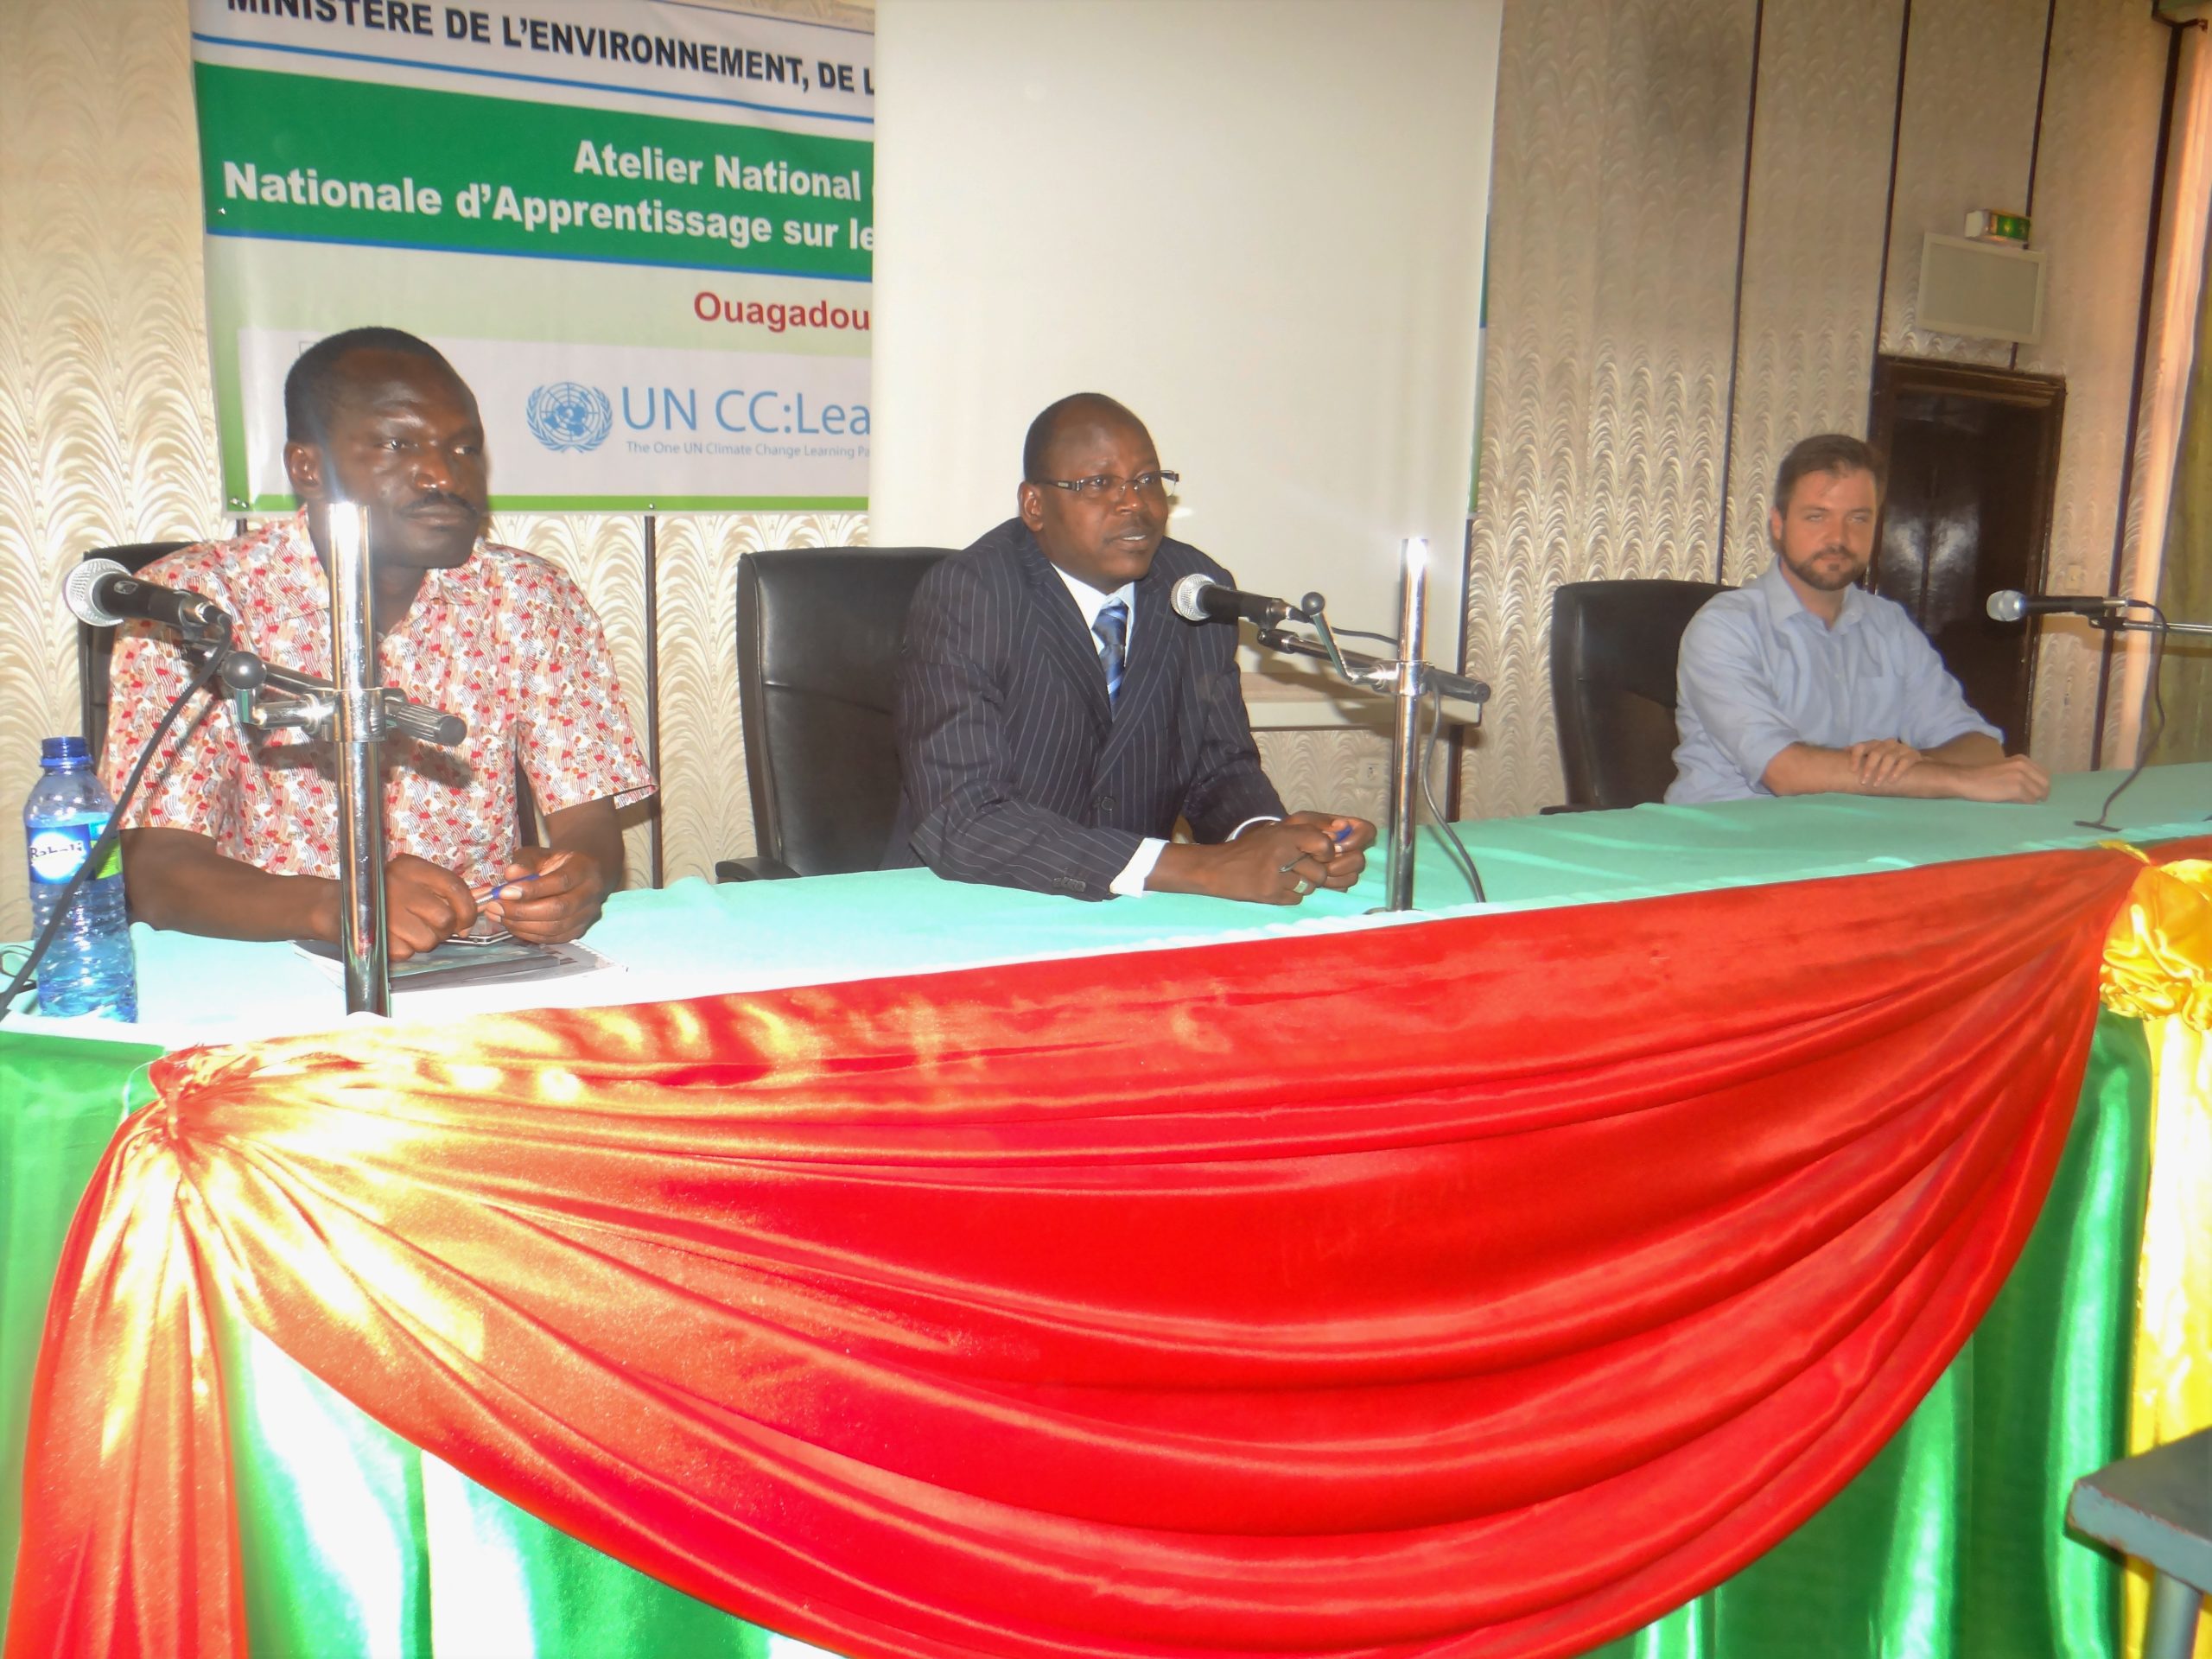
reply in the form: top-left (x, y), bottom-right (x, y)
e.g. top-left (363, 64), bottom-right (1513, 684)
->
top-left (78, 543), bottom-right (196, 765)
top-left (1550, 578), bottom-right (1728, 810)
top-left (733, 547), bottom-right (950, 877)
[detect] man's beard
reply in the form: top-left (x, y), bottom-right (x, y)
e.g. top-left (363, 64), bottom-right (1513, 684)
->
top-left (1780, 542), bottom-right (1866, 593)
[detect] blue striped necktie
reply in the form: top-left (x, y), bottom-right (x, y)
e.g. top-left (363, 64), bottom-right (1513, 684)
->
top-left (1093, 601), bottom-right (1128, 705)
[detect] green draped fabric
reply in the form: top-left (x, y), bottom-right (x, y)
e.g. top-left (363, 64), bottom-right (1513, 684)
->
top-left (0, 1033), bottom-right (162, 1633)
top-left (0, 1012), bottom-right (2149, 1659)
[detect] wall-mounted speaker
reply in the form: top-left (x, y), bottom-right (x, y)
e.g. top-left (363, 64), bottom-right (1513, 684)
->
top-left (1916, 232), bottom-right (2047, 345)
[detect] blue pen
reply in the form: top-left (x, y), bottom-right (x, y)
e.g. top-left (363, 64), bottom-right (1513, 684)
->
top-left (1282, 823), bottom-right (1357, 880)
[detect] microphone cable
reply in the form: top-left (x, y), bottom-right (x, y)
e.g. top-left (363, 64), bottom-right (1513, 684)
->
top-left (1, 615), bottom-right (232, 1023)
top-left (2075, 601), bottom-right (2169, 834)
top-left (1417, 683), bottom-right (1487, 904)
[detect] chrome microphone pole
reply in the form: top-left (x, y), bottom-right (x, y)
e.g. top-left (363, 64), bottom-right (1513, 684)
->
top-left (1383, 537), bottom-right (1427, 912)
top-left (1244, 540), bottom-right (1489, 915)
top-left (2088, 617), bottom-right (2212, 638)
top-left (326, 502), bottom-right (390, 1015)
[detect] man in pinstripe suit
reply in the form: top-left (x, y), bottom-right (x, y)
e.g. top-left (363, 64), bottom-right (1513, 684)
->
top-left (887, 394), bottom-right (1375, 902)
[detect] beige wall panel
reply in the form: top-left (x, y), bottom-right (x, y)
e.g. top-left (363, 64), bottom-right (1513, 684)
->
top-left (0, 0), bottom-right (227, 938)
top-left (1465, 0), bottom-right (1755, 819)
top-left (1878, 0), bottom-right (2047, 365)
top-left (2013, 0), bottom-right (2169, 770)
top-left (1254, 728), bottom-right (1391, 827)
top-left (654, 512), bottom-right (870, 885)
top-left (2143, 29), bottom-right (2212, 766)
top-left (1721, 0), bottom-right (1904, 585)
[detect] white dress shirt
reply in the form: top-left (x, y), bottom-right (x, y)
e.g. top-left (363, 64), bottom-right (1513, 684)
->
top-left (1051, 565), bottom-right (1278, 894)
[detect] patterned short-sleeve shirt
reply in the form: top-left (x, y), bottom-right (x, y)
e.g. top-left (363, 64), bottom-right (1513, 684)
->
top-left (101, 512), bottom-right (655, 888)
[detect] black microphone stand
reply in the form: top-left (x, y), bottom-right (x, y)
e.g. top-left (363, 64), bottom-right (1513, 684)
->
top-left (1250, 538), bottom-right (1491, 912)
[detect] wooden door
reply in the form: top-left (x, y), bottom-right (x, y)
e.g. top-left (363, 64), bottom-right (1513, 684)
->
top-left (1866, 357), bottom-right (2066, 750)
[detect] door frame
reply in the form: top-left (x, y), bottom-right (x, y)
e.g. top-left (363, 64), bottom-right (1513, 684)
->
top-left (1866, 354), bottom-right (2067, 752)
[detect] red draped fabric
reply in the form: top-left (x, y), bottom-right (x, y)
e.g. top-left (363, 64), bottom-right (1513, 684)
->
top-left (9, 843), bottom-right (2183, 1659)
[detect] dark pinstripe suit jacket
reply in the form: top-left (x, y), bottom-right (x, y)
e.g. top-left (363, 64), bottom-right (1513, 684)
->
top-left (887, 518), bottom-right (1285, 899)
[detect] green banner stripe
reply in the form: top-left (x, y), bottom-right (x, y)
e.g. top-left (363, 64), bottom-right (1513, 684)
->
top-left (196, 60), bottom-right (873, 280)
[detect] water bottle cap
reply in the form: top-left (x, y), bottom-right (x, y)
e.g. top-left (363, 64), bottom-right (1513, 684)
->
top-left (40, 736), bottom-right (92, 765)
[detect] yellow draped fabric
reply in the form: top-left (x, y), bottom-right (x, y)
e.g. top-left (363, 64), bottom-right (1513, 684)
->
top-left (2098, 853), bottom-right (2212, 1659)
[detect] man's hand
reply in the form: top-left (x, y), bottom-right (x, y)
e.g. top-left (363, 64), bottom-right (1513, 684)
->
top-left (1764, 739), bottom-right (2050, 803)
top-left (1147, 819), bottom-right (1340, 905)
top-left (120, 827), bottom-right (481, 957)
top-left (480, 846), bottom-right (609, 943)
top-left (380, 854), bottom-right (480, 961)
top-left (1846, 740), bottom-right (1923, 789)
top-left (1281, 810), bottom-right (1376, 891)
top-left (1940, 753), bottom-right (2051, 803)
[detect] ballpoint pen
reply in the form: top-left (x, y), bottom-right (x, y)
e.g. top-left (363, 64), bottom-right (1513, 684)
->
top-left (1281, 822), bottom-right (1359, 874)
top-left (472, 872), bottom-right (543, 906)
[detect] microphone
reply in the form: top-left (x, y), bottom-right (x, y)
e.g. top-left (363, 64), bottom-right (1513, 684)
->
top-left (66, 559), bottom-right (228, 636)
top-left (1986, 590), bottom-right (2127, 623)
top-left (218, 652), bottom-right (468, 748)
top-left (1170, 574), bottom-right (1307, 627)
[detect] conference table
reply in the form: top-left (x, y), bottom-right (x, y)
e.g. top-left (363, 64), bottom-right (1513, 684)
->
top-left (4, 767), bottom-right (2209, 1659)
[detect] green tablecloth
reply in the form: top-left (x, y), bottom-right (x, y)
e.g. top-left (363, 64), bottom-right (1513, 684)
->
top-left (7, 766), bottom-right (2202, 1656)
top-left (0, 1034), bottom-right (162, 1630)
top-left (10, 764), bottom-right (2209, 1052)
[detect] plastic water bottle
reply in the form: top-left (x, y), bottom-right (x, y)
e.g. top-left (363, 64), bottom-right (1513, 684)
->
top-left (22, 736), bottom-right (138, 1020)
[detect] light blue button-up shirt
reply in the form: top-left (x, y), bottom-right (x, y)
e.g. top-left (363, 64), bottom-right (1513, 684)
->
top-left (1666, 561), bottom-right (2000, 804)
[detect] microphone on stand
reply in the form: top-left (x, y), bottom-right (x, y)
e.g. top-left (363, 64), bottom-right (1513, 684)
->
top-left (65, 559), bottom-right (229, 637)
top-left (1170, 574), bottom-right (1313, 627)
top-left (63, 559), bottom-right (467, 748)
top-left (1986, 589), bottom-right (2130, 623)
top-left (217, 652), bottom-right (469, 749)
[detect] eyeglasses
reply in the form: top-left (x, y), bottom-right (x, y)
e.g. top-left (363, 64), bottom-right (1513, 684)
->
top-left (1038, 470), bottom-right (1180, 500)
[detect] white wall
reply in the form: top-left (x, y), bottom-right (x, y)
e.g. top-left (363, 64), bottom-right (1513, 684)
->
top-left (870, 0), bottom-right (1500, 650)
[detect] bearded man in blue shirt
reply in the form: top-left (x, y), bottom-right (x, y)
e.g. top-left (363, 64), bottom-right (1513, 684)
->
top-left (1668, 434), bottom-right (2050, 806)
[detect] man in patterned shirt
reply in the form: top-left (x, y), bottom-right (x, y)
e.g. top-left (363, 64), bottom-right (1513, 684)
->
top-left (104, 327), bottom-right (654, 959)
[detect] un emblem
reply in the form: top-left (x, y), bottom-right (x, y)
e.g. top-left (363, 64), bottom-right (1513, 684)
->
top-left (525, 382), bottom-right (613, 453)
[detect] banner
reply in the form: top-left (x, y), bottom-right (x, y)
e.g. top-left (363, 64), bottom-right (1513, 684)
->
top-left (190, 0), bottom-right (873, 512)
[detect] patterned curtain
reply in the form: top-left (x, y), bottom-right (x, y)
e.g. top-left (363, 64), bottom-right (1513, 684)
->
top-left (2152, 32), bottom-right (2212, 756)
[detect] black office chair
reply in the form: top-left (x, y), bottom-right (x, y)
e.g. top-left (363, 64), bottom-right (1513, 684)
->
top-left (78, 543), bottom-right (196, 765)
top-left (715, 547), bottom-right (951, 881)
top-left (1549, 578), bottom-right (1728, 810)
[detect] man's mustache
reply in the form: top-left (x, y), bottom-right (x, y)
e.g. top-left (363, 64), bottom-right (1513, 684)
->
top-left (404, 493), bottom-right (480, 516)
